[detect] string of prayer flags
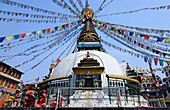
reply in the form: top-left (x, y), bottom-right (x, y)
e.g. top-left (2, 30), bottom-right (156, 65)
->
top-left (101, 38), bottom-right (167, 67)
top-left (0, 19), bottom-right (82, 43)
top-left (76, 0), bottom-right (84, 9)
top-left (68, 0), bottom-right (81, 14)
top-left (95, 0), bottom-right (114, 15)
top-left (52, 0), bottom-right (79, 16)
top-left (14, 27), bottom-right (82, 70)
top-left (0, 0), bottom-right (78, 18)
top-left (0, 24), bottom-right (81, 52)
top-left (95, 23), bottom-right (168, 66)
top-left (95, 0), bottom-right (106, 14)
top-left (0, 10), bottom-right (63, 20)
top-left (93, 19), bottom-right (170, 41)
top-left (0, 17), bottom-right (70, 23)
top-left (93, 20), bottom-right (170, 58)
top-left (95, 4), bottom-right (170, 18)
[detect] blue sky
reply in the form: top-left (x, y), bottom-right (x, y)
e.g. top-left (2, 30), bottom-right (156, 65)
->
top-left (0, 0), bottom-right (170, 83)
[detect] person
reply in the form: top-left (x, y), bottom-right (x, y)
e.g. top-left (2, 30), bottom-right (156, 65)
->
top-left (5, 94), bottom-right (15, 107)
top-left (35, 90), bottom-right (46, 108)
top-left (23, 92), bottom-right (35, 107)
top-left (13, 90), bottom-right (21, 107)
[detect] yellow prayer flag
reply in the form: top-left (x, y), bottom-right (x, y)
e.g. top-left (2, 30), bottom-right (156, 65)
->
top-left (37, 30), bottom-right (42, 35)
top-left (165, 38), bottom-right (170, 43)
top-left (166, 61), bottom-right (170, 65)
top-left (6, 36), bottom-right (13, 41)
top-left (136, 42), bottom-right (138, 45)
top-left (57, 26), bottom-right (62, 31)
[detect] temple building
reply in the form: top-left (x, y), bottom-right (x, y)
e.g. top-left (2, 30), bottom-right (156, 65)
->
top-left (126, 63), bottom-right (167, 107)
top-left (0, 62), bottom-right (23, 107)
top-left (38, 4), bottom-right (148, 108)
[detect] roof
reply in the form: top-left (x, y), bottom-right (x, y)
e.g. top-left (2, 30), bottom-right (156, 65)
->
top-left (0, 62), bottom-right (24, 74)
top-left (106, 74), bottom-right (139, 83)
top-left (38, 75), bottom-right (71, 86)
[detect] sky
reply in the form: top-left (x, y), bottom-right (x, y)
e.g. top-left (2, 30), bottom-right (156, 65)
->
top-left (0, 0), bottom-right (170, 83)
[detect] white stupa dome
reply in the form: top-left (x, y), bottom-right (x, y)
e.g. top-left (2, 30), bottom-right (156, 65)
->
top-left (50, 50), bottom-right (125, 87)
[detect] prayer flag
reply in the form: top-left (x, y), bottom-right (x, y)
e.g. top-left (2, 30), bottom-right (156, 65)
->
top-left (165, 38), bottom-right (170, 43)
top-left (13, 35), bottom-right (19, 39)
top-left (6, 36), bottom-right (13, 41)
top-left (20, 33), bottom-right (26, 38)
top-left (154, 58), bottom-right (158, 65)
top-left (46, 28), bottom-right (50, 33)
top-left (159, 59), bottom-right (164, 66)
top-left (0, 37), bottom-right (5, 43)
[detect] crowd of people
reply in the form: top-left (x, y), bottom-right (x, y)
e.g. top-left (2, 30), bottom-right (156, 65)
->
top-left (2, 89), bottom-right (56, 108)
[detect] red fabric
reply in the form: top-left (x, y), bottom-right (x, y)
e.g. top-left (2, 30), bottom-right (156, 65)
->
top-left (24, 95), bottom-right (35, 107)
top-left (36, 93), bottom-right (46, 108)
top-left (154, 58), bottom-right (158, 65)
top-left (79, 19), bottom-right (83, 23)
top-left (141, 44), bottom-right (144, 48)
top-left (46, 28), bottom-right (50, 33)
top-left (50, 102), bottom-right (56, 108)
top-left (93, 24), bottom-right (96, 27)
top-left (155, 50), bottom-right (160, 54)
top-left (56, 59), bottom-right (61, 65)
top-left (144, 35), bottom-right (149, 40)
top-left (59, 97), bottom-right (62, 107)
top-left (20, 33), bottom-right (26, 38)
top-left (121, 30), bottom-right (124, 35)
top-left (66, 24), bottom-right (69, 28)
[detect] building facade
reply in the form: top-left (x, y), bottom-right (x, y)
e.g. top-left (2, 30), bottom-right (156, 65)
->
top-left (126, 63), bottom-right (166, 107)
top-left (0, 62), bottom-right (23, 107)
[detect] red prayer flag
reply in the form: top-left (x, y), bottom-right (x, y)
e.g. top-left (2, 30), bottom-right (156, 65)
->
top-left (121, 30), bottom-right (124, 35)
top-left (65, 24), bottom-right (69, 28)
top-left (144, 35), bottom-right (149, 40)
top-left (155, 50), bottom-right (160, 54)
top-left (154, 58), bottom-right (158, 65)
top-left (46, 28), bottom-right (50, 33)
top-left (20, 33), bottom-right (26, 38)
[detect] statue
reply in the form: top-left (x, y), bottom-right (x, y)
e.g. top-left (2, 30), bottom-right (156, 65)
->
top-left (35, 90), bottom-right (46, 108)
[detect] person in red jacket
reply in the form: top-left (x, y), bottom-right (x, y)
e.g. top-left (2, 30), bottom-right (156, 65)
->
top-left (23, 92), bottom-right (35, 107)
top-left (35, 90), bottom-right (46, 108)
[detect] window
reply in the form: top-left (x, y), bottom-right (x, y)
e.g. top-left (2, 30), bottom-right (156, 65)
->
top-left (7, 69), bottom-right (10, 75)
top-left (3, 67), bottom-right (7, 73)
top-left (10, 72), bottom-right (14, 76)
top-left (0, 65), bottom-right (3, 72)
top-left (65, 82), bottom-right (68, 87)
top-left (58, 82), bottom-right (61, 87)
